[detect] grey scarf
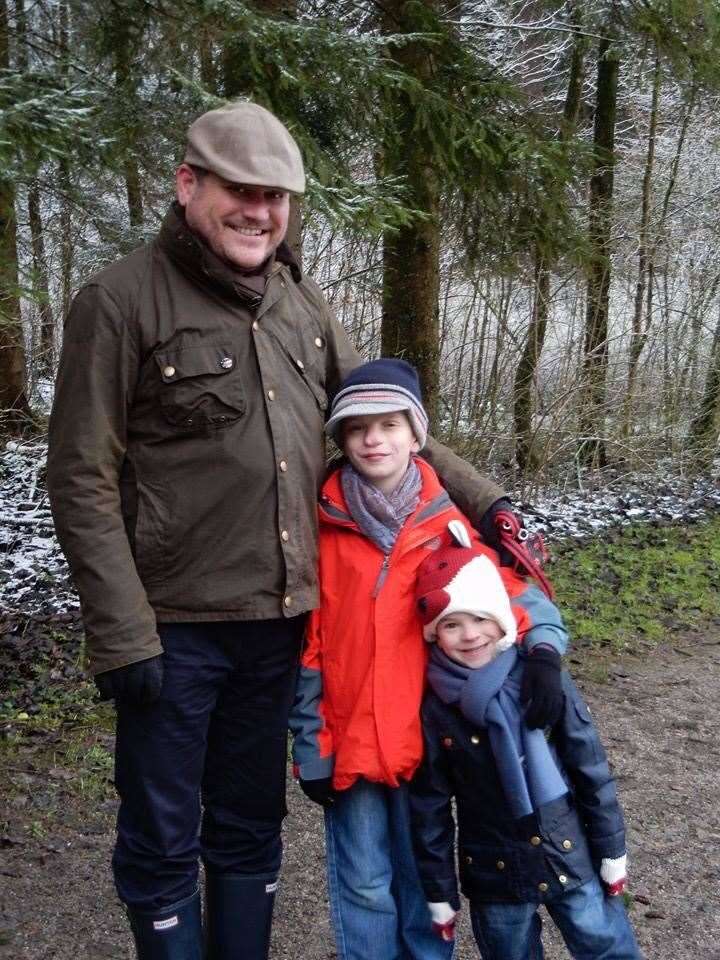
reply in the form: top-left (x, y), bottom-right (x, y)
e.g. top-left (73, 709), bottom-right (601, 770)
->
top-left (341, 460), bottom-right (422, 553)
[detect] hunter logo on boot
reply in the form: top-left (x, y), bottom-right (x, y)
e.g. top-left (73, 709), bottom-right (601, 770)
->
top-left (153, 916), bottom-right (179, 931)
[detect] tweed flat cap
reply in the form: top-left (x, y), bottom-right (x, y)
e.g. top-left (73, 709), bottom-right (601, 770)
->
top-left (183, 101), bottom-right (305, 194)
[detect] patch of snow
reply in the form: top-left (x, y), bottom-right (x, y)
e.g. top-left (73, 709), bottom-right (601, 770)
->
top-left (1, 441), bottom-right (719, 617)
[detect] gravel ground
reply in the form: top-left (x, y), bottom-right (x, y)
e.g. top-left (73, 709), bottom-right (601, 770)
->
top-left (1, 631), bottom-right (719, 960)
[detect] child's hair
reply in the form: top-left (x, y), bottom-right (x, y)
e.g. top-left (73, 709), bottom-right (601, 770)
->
top-left (325, 358), bottom-right (429, 449)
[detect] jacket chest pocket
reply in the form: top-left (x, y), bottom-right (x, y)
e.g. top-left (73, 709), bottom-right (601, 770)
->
top-left (268, 328), bottom-right (328, 412)
top-left (154, 344), bottom-right (245, 430)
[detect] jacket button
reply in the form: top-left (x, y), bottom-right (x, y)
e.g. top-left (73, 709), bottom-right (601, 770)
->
top-left (529, 836), bottom-right (542, 846)
top-left (496, 860), bottom-right (505, 871)
top-left (470, 735), bottom-right (480, 745)
top-left (465, 855), bottom-right (472, 865)
top-left (296, 358), bottom-right (305, 369)
top-left (281, 530), bottom-right (289, 542)
top-left (538, 882), bottom-right (548, 893)
top-left (559, 875), bottom-right (568, 884)
top-left (442, 737), bottom-right (453, 748)
top-left (562, 839), bottom-right (573, 850)
top-left (279, 460), bottom-right (288, 472)
top-left (163, 365), bottom-right (176, 378)
top-left (284, 595), bottom-right (293, 607)
top-left (267, 389), bottom-right (275, 401)
top-left (220, 357), bottom-right (233, 369)
top-left (252, 320), bottom-right (259, 331)
top-left (314, 337), bottom-right (323, 348)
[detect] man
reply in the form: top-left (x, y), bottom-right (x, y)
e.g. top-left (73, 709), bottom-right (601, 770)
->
top-left (47, 102), bottom-right (549, 960)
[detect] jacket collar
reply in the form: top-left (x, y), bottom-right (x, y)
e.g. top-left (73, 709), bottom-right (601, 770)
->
top-left (157, 203), bottom-right (302, 307)
top-left (319, 457), bottom-right (451, 531)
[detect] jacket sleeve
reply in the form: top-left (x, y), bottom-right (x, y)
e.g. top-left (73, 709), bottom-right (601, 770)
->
top-left (554, 674), bottom-right (626, 861)
top-left (408, 705), bottom-right (460, 908)
top-left (501, 569), bottom-right (569, 656)
top-left (47, 284), bottom-right (161, 676)
top-left (422, 437), bottom-right (506, 525)
top-left (289, 608), bottom-right (335, 780)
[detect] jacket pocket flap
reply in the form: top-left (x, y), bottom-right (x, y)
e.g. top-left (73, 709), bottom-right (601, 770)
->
top-left (154, 345), bottom-right (236, 382)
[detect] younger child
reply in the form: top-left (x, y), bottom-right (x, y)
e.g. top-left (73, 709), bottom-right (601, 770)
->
top-left (410, 528), bottom-right (642, 959)
top-left (289, 358), bottom-right (569, 960)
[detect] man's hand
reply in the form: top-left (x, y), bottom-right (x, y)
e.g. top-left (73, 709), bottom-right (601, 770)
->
top-left (521, 647), bottom-right (563, 729)
top-left (299, 776), bottom-right (335, 807)
top-left (477, 497), bottom-right (516, 562)
top-left (428, 902), bottom-right (457, 941)
top-left (94, 655), bottom-right (164, 704)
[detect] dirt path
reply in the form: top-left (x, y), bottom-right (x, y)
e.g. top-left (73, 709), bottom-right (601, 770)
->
top-left (2, 630), bottom-right (719, 960)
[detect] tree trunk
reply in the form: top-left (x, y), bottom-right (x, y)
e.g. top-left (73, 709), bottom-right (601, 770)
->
top-left (513, 7), bottom-right (586, 473)
top-left (514, 259), bottom-right (550, 471)
top-left (578, 34), bottom-right (619, 468)
top-left (623, 52), bottom-right (660, 437)
top-left (0, 0), bottom-right (31, 429)
top-left (14, 0), bottom-right (55, 377)
top-left (27, 186), bottom-right (55, 376)
top-left (57, 0), bottom-right (74, 323)
top-left (688, 310), bottom-right (720, 468)
top-left (379, 0), bottom-right (441, 425)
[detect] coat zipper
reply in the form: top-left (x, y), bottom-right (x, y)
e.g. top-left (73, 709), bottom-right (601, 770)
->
top-left (372, 554), bottom-right (390, 598)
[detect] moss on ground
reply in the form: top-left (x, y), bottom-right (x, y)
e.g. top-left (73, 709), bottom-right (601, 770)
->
top-left (550, 517), bottom-right (720, 654)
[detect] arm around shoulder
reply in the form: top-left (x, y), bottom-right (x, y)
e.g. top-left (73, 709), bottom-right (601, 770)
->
top-left (422, 435), bottom-right (506, 527)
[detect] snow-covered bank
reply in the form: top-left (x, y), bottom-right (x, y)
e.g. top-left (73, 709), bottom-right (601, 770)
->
top-left (1, 440), bottom-right (719, 617)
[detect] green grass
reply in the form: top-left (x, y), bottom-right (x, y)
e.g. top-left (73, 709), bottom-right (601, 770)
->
top-left (550, 517), bottom-right (720, 654)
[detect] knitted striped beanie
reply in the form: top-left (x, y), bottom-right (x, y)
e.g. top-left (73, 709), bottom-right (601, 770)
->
top-left (325, 359), bottom-right (429, 448)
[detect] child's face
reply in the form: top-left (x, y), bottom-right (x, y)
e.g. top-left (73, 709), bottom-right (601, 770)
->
top-left (436, 612), bottom-right (504, 668)
top-left (342, 411), bottom-right (419, 495)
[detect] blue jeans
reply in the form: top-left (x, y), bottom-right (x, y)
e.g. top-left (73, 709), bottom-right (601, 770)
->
top-left (470, 876), bottom-right (642, 960)
top-left (324, 779), bottom-right (454, 960)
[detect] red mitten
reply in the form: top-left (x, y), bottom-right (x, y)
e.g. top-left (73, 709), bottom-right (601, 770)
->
top-left (428, 902), bottom-right (458, 941)
top-left (600, 854), bottom-right (627, 896)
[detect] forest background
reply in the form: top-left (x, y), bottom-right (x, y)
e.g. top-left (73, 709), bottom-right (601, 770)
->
top-left (2, 0), bottom-right (720, 488)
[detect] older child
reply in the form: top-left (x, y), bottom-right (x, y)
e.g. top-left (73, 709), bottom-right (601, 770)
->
top-left (289, 358), bottom-right (568, 960)
top-left (409, 527), bottom-right (642, 959)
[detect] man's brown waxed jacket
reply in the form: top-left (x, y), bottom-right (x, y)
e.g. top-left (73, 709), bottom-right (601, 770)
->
top-left (47, 205), bottom-right (504, 675)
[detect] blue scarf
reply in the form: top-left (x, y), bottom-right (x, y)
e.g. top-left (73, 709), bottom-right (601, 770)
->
top-left (426, 645), bottom-right (568, 819)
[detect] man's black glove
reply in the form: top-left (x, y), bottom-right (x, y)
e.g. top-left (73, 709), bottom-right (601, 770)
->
top-left (521, 647), bottom-right (563, 729)
top-left (298, 776), bottom-right (335, 808)
top-left (477, 497), bottom-right (517, 566)
top-left (94, 654), bottom-right (164, 704)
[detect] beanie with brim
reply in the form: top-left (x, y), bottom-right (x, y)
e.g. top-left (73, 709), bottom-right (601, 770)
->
top-left (325, 358), bottom-right (429, 449)
top-left (415, 521), bottom-right (517, 648)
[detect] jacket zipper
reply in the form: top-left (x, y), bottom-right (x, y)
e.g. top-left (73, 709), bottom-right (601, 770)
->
top-left (372, 554), bottom-right (390, 598)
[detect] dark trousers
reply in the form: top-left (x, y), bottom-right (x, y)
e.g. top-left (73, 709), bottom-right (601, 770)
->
top-left (112, 617), bottom-right (304, 910)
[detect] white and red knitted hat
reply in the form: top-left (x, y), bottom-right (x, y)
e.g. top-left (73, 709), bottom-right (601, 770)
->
top-left (415, 521), bottom-right (517, 648)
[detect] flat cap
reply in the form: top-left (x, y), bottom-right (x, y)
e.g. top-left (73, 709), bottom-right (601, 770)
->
top-left (183, 101), bottom-right (305, 194)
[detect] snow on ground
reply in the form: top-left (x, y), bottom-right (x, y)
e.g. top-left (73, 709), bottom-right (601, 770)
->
top-left (1, 440), bottom-right (719, 617)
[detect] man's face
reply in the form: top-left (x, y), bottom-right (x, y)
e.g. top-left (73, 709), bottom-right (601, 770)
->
top-left (176, 164), bottom-right (290, 272)
top-left (342, 410), bottom-right (420, 496)
top-left (436, 612), bottom-right (503, 668)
